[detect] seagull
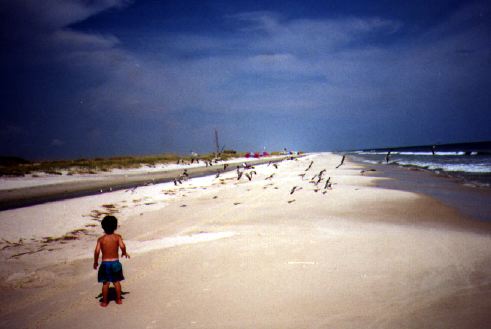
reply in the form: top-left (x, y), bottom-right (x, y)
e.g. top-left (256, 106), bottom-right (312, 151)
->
top-left (290, 186), bottom-right (302, 195)
top-left (336, 156), bottom-right (345, 169)
top-left (324, 177), bottom-right (331, 189)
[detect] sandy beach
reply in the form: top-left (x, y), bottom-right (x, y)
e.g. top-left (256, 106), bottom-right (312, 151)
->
top-left (1, 152), bottom-right (490, 329)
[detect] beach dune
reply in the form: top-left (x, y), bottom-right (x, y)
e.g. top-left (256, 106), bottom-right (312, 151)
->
top-left (0, 153), bottom-right (490, 328)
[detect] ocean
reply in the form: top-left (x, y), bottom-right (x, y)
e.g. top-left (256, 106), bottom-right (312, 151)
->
top-left (346, 141), bottom-right (491, 188)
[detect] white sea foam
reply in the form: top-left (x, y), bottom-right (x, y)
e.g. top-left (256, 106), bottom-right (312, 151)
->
top-left (353, 151), bottom-right (466, 156)
top-left (396, 161), bottom-right (491, 173)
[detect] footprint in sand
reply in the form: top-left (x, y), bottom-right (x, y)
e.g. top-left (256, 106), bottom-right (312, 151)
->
top-left (288, 199), bottom-right (296, 204)
top-left (233, 202), bottom-right (241, 206)
top-left (180, 205), bottom-right (187, 208)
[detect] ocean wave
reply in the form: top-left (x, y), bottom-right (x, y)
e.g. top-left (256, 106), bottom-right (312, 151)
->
top-left (395, 161), bottom-right (491, 173)
top-left (353, 151), bottom-right (468, 156)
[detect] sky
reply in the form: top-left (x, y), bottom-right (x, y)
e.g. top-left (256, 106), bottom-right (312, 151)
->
top-left (1, 0), bottom-right (490, 160)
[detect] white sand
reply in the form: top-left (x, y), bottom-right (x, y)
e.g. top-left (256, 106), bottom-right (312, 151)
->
top-left (0, 153), bottom-right (490, 329)
top-left (0, 156), bottom-right (265, 190)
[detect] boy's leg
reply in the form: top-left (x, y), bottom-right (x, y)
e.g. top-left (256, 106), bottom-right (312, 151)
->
top-left (101, 282), bottom-right (110, 307)
top-left (114, 281), bottom-right (122, 304)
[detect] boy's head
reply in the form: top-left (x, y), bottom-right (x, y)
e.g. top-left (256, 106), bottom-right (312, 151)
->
top-left (101, 216), bottom-right (118, 234)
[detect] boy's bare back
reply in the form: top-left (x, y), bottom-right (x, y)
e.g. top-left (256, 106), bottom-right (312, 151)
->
top-left (96, 233), bottom-right (126, 261)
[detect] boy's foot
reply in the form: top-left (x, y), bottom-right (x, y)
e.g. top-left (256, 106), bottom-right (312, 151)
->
top-left (116, 299), bottom-right (123, 305)
top-left (100, 302), bottom-right (108, 307)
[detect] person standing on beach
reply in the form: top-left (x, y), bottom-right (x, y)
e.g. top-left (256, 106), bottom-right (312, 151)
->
top-left (93, 215), bottom-right (130, 307)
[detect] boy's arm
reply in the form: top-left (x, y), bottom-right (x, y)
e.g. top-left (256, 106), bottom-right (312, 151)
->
top-left (93, 238), bottom-right (101, 269)
top-left (119, 235), bottom-right (130, 258)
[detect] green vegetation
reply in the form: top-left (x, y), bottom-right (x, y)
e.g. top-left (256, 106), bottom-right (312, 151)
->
top-left (0, 152), bottom-right (248, 177)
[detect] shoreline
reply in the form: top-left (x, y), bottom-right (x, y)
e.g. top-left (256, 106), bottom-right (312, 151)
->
top-left (347, 155), bottom-right (491, 223)
top-left (1, 152), bottom-right (490, 328)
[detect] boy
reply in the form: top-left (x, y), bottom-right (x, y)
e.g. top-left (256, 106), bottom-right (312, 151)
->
top-left (93, 215), bottom-right (130, 307)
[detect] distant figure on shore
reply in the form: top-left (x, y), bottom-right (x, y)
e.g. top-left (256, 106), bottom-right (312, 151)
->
top-left (386, 151), bottom-right (391, 164)
top-left (93, 216), bottom-right (130, 307)
top-left (432, 145), bottom-right (436, 156)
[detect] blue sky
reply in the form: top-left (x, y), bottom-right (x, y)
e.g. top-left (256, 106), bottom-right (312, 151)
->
top-left (1, 0), bottom-right (490, 159)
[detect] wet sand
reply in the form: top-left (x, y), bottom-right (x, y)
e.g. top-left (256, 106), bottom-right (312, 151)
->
top-left (0, 153), bottom-right (490, 328)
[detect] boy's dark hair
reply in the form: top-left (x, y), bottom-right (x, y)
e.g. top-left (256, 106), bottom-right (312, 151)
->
top-left (101, 216), bottom-right (118, 234)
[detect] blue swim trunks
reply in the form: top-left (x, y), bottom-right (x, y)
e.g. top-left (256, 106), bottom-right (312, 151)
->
top-left (98, 260), bottom-right (125, 283)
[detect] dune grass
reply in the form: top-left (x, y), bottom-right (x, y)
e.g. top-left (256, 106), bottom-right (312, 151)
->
top-left (0, 152), bottom-right (248, 177)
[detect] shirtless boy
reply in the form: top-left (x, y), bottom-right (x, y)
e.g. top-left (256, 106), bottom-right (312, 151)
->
top-left (93, 215), bottom-right (130, 307)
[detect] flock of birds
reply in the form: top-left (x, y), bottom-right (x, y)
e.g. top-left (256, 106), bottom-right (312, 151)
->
top-left (171, 155), bottom-right (350, 204)
top-left (174, 152), bottom-right (356, 203)
top-left (289, 160), bottom-right (334, 198)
